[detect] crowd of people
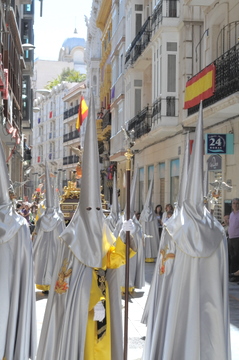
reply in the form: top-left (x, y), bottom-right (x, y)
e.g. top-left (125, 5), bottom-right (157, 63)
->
top-left (15, 200), bottom-right (38, 234)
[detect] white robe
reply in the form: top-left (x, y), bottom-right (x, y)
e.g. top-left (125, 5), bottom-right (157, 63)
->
top-left (141, 216), bottom-right (159, 260)
top-left (0, 207), bottom-right (37, 360)
top-left (119, 217), bottom-right (145, 290)
top-left (37, 232), bottom-right (126, 360)
top-left (142, 208), bottom-right (231, 360)
top-left (33, 208), bottom-right (66, 286)
top-left (36, 239), bottom-right (92, 360)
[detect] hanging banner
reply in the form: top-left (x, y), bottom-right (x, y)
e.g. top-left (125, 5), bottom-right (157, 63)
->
top-left (205, 133), bottom-right (234, 154)
top-left (184, 63), bottom-right (215, 109)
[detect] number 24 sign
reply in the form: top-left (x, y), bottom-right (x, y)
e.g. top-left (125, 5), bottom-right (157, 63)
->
top-left (205, 134), bottom-right (234, 154)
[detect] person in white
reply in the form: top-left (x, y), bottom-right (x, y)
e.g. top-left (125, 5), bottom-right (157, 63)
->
top-left (142, 102), bottom-right (231, 360)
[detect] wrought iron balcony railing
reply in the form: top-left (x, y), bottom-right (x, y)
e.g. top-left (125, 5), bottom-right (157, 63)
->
top-left (64, 104), bottom-right (79, 120)
top-left (152, 96), bottom-right (177, 120)
top-left (63, 129), bottom-right (79, 143)
top-left (63, 155), bottom-right (79, 165)
top-left (125, 0), bottom-right (178, 67)
top-left (188, 42), bottom-right (239, 116)
top-left (127, 106), bottom-right (152, 140)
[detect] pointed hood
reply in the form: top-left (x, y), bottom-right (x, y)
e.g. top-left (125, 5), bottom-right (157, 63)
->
top-left (104, 173), bottom-right (119, 232)
top-left (140, 179), bottom-right (155, 222)
top-left (45, 161), bottom-right (54, 210)
top-left (126, 165), bottom-right (138, 219)
top-left (166, 102), bottom-right (223, 258)
top-left (177, 132), bottom-right (190, 209)
top-left (0, 139), bottom-right (25, 243)
top-left (60, 90), bottom-right (113, 268)
top-left (184, 102), bottom-right (204, 212)
top-left (36, 161), bottom-right (63, 232)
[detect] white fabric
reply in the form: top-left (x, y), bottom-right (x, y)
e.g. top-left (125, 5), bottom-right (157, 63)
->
top-left (36, 240), bottom-right (92, 360)
top-left (33, 211), bottom-right (66, 286)
top-left (0, 221), bottom-right (37, 360)
top-left (93, 301), bottom-right (105, 322)
top-left (119, 215), bottom-right (145, 290)
top-left (122, 219), bottom-right (135, 233)
top-left (142, 210), bottom-right (231, 360)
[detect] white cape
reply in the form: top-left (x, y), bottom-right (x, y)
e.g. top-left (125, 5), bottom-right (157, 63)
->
top-left (0, 213), bottom-right (37, 360)
top-left (33, 208), bottom-right (66, 285)
top-left (142, 209), bottom-right (231, 360)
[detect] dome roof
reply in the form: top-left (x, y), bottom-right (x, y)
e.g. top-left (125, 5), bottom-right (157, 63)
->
top-left (62, 37), bottom-right (86, 51)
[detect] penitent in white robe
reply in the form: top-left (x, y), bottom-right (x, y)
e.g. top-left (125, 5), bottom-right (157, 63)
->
top-left (142, 207), bottom-right (231, 360)
top-left (33, 208), bottom-right (66, 287)
top-left (119, 216), bottom-right (145, 291)
top-left (0, 204), bottom-right (37, 360)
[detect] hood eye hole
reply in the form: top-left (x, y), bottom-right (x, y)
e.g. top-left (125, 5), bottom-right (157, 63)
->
top-left (86, 207), bottom-right (92, 211)
top-left (96, 207), bottom-right (100, 211)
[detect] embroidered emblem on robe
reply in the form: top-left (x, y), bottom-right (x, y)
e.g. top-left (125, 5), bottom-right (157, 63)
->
top-left (159, 246), bottom-right (175, 275)
top-left (55, 259), bottom-right (72, 294)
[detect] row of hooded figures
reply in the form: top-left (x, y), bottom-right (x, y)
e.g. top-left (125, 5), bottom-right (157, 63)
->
top-left (0, 97), bottom-right (232, 360)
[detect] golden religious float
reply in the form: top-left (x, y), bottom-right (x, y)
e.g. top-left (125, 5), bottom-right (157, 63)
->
top-left (60, 181), bottom-right (109, 223)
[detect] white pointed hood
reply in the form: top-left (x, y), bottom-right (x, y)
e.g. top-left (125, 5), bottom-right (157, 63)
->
top-left (166, 102), bottom-right (224, 258)
top-left (60, 91), bottom-right (113, 268)
top-left (104, 173), bottom-right (120, 232)
top-left (140, 179), bottom-right (155, 222)
top-left (36, 161), bottom-right (63, 232)
top-left (0, 139), bottom-right (25, 243)
top-left (127, 164), bottom-right (138, 219)
top-left (177, 132), bottom-right (190, 209)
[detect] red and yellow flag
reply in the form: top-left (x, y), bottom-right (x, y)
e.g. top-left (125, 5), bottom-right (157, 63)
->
top-left (76, 96), bottom-right (88, 131)
top-left (184, 64), bottom-right (215, 109)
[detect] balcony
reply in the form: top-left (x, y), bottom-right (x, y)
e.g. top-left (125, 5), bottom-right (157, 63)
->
top-left (63, 129), bottom-right (79, 143)
top-left (152, 96), bottom-right (178, 126)
top-left (110, 129), bottom-right (126, 161)
top-left (125, 98), bottom-right (179, 151)
top-left (128, 106), bottom-right (152, 140)
top-left (63, 155), bottom-right (79, 165)
top-left (185, 43), bottom-right (239, 128)
top-left (125, 0), bottom-right (179, 68)
top-left (64, 104), bottom-right (79, 120)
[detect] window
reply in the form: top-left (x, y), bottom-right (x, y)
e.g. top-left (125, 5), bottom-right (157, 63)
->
top-left (135, 89), bottom-right (141, 115)
top-left (167, 54), bottom-right (176, 92)
top-left (170, 159), bottom-right (179, 205)
top-left (135, 13), bottom-right (142, 35)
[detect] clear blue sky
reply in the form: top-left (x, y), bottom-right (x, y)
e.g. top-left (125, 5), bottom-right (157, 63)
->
top-left (34, 0), bottom-right (92, 61)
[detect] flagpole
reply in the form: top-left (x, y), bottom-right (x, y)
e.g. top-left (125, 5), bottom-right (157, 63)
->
top-left (124, 147), bottom-right (133, 360)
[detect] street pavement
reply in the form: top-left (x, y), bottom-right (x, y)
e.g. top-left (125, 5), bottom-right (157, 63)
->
top-left (36, 262), bottom-right (239, 359)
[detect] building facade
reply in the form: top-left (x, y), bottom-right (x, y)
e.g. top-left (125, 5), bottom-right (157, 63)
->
top-left (85, 0), bottom-right (239, 220)
top-left (0, 0), bottom-right (35, 199)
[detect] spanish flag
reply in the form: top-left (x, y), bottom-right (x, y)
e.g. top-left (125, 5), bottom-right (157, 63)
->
top-left (184, 64), bottom-right (215, 109)
top-left (76, 96), bottom-right (88, 131)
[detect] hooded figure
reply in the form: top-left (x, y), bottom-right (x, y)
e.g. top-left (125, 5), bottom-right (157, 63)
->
top-left (33, 161), bottom-right (66, 292)
top-left (0, 139), bottom-right (37, 360)
top-left (118, 165), bottom-right (145, 293)
top-left (140, 179), bottom-right (160, 262)
top-left (36, 91), bottom-right (136, 360)
top-left (142, 102), bottom-right (231, 360)
top-left (141, 131), bottom-right (190, 326)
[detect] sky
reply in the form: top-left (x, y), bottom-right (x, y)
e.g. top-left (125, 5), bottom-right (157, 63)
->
top-left (34, 0), bottom-right (93, 61)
